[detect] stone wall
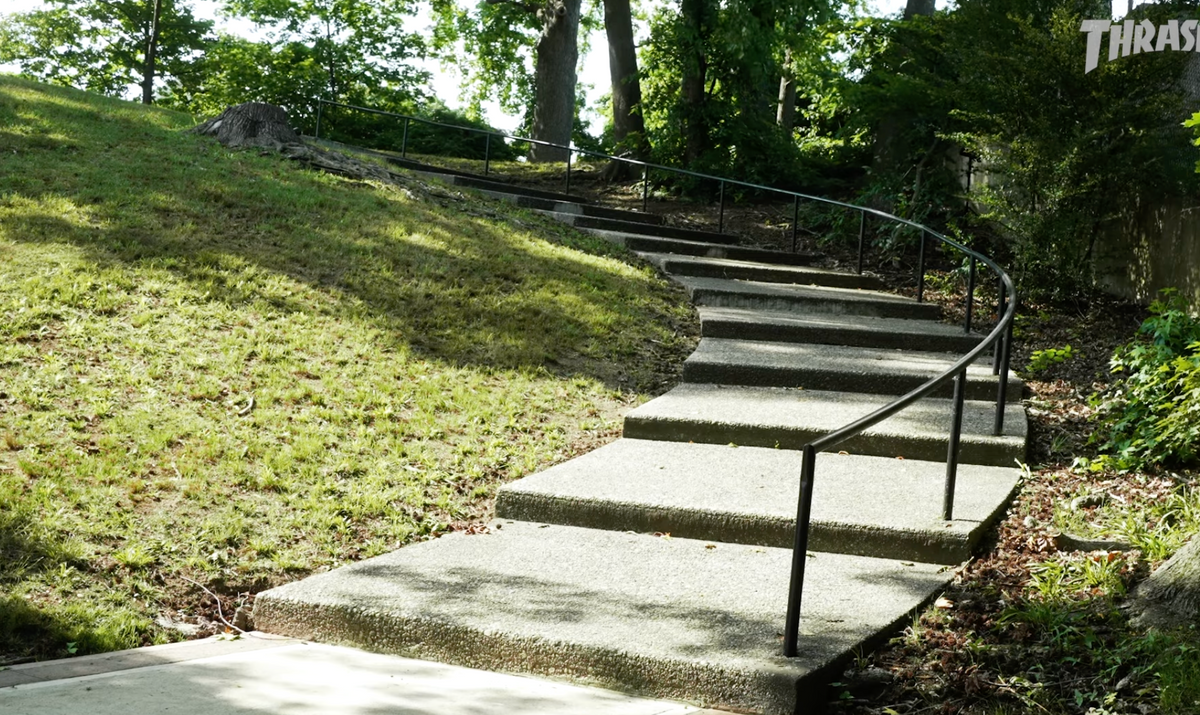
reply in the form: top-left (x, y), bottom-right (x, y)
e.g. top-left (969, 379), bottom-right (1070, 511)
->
top-left (1093, 196), bottom-right (1200, 310)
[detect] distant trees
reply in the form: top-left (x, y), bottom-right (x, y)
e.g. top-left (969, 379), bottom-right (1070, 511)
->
top-left (0, 0), bottom-right (212, 102)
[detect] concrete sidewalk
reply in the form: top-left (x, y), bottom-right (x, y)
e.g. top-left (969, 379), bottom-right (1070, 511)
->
top-left (0, 636), bottom-right (723, 714)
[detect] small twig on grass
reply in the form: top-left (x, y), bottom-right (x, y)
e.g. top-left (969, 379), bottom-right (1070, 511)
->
top-left (236, 395), bottom-right (255, 416)
top-left (179, 575), bottom-right (246, 634)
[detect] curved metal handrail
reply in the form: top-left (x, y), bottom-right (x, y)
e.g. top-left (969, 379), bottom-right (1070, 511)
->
top-left (311, 98), bottom-right (1018, 658)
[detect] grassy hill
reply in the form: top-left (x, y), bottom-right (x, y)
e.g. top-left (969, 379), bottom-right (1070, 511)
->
top-left (0, 76), bottom-right (697, 661)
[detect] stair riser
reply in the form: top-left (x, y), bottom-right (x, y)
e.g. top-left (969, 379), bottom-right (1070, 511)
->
top-left (495, 494), bottom-right (977, 564)
top-left (622, 417), bottom-right (1023, 468)
top-left (253, 601), bottom-right (805, 715)
top-left (661, 261), bottom-right (882, 290)
top-left (700, 319), bottom-right (984, 352)
top-left (688, 288), bottom-right (943, 321)
top-left (621, 236), bottom-right (818, 266)
top-left (571, 215), bottom-right (736, 244)
top-left (681, 363), bottom-right (1020, 402)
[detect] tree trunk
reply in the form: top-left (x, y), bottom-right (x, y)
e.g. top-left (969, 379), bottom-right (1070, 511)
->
top-left (776, 48), bottom-right (796, 129)
top-left (904, 0), bottom-right (935, 19)
top-left (679, 0), bottom-right (709, 165)
top-left (141, 0), bottom-right (163, 104)
top-left (603, 0), bottom-right (648, 158)
top-left (1130, 536), bottom-right (1200, 630)
top-left (529, 0), bottom-right (583, 162)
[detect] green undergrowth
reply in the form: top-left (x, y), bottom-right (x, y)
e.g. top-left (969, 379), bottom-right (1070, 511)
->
top-left (0, 75), bottom-right (696, 660)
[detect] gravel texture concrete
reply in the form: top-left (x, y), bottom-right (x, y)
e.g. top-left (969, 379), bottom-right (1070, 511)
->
top-left (623, 383), bottom-right (1026, 467)
top-left (0, 637), bottom-right (721, 715)
top-left (677, 277), bottom-right (943, 319)
top-left (496, 439), bottom-right (1020, 564)
top-left (682, 338), bottom-right (1023, 401)
top-left (253, 522), bottom-right (952, 715)
top-left (697, 307), bottom-right (984, 352)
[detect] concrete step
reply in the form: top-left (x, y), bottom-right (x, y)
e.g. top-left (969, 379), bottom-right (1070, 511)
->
top-left (550, 214), bottom-right (741, 245)
top-left (698, 307), bottom-right (986, 353)
top-left (677, 277), bottom-right (943, 321)
top-left (586, 230), bottom-right (821, 266)
top-left (253, 521), bottom-right (951, 715)
top-left (497, 439), bottom-right (1020, 564)
top-left (480, 191), bottom-right (663, 225)
top-left (412, 170), bottom-right (591, 204)
top-left (682, 338), bottom-right (1022, 401)
top-left (639, 253), bottom-right (882, 290)
top-left (622, 383), bottom-right (1026, 467)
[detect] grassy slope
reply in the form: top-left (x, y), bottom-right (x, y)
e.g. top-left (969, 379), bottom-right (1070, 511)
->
top-left (0, 76), bottom-right (697, 660)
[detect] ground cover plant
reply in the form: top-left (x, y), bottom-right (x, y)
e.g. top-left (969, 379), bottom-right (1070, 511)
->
top-left (0, 75), bottom-right (698, 662)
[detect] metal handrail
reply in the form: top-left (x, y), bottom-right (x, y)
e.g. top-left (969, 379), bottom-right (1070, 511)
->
top-left (312, 98), bottom-right (1018, 659)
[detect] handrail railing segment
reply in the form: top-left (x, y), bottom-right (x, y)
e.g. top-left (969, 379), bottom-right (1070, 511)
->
top-left (312, 99), bottom-right (1019, 659)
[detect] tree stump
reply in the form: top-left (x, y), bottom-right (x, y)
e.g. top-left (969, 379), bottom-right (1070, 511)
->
top-left (188, 102), bottom-right (302, 150)
top-left (1129, 536), bottom-right (1200, 630)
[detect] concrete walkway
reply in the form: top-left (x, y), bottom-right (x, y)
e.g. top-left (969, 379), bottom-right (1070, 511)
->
top-left (0, 636), bottom-right (722, 715)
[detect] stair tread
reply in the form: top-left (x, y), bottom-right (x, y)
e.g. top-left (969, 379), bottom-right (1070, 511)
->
top-left (699, 306), bottom-right (980, 341)
top-left (678, 276), bottom-right (924, 306)
top-left (586, 230), bottom-right (822, 266)
top-left (498, 439), bottom-right (1019, 562)
top-left (254, 520), bottom-right (950, 715)
top-left (683, 338), bottom-right (1020, 399)
top-left (638, 253), bottom-right (882, 289)
top-left (623, 383), bottom-right (1026, 466)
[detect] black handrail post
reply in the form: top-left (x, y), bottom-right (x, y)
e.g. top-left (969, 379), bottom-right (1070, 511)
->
top-left (784, 445), bottom-right (817, 658)
top-left (565, 148), bottom-right (572, 194)
top-left (993, 279), bottom-right (1006, 375)
top-left (993, 317), bottom-right (1014, 436)
top-left (483, 134), bottom-right (492, 176)
top-left (791, 196), bottom-right (800, 254)
top-left (314, 100), bottom-right (323, 140)
top-left (857, 212), bottom-right (866, 275)
top-left (718, 181), bottom-right (726, 234)
top-left (965, 256), bottom-right (977, 334)
top-left (642, 166), bottom-right (649, 212)
top-left (401, 117), bottom-right (410, 158)
top-left (917, 230), bottom-right (927, 303)
top-left (943, 371), bottom-right (967, 521)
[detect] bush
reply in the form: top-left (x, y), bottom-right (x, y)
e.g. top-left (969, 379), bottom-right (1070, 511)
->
top-left (1090, 291), bottom-right (1200, 471)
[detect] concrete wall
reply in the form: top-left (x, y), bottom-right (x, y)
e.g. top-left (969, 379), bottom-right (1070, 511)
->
top-left (1094, 196), bottom-right (1200, 310)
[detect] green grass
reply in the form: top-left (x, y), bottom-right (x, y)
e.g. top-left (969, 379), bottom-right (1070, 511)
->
top-left (0, 75), bottom-right (697, 660)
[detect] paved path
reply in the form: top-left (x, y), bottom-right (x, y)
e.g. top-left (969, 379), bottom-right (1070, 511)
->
top-left (0, 636), bottom-right (723, 715)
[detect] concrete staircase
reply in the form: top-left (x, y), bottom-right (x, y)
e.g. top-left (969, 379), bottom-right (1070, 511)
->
top-left (253, 169), bottom-right (1026, 714)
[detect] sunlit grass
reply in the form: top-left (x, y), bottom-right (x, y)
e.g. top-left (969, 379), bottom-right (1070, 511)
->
top-left (0, 75), bottom-right (696, 659)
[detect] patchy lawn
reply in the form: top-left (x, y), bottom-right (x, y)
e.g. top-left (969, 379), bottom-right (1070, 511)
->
top-left (0, 76), bottom-right (697, 661)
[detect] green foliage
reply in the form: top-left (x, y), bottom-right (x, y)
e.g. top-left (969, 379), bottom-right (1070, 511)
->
top-left (638, 0), bottom-right (855, 188)
top-left (1091, 290), bottom-right (1200, 471)
top-left (0, 0), bottom-right (213, 101)
top-left (1026, 345), bottom-right (1076, 374)
top-left (845, 1), bottom-right (1197, 298)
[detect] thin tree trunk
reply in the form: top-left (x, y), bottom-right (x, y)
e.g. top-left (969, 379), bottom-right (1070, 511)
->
top-left (603, 0), bottom-right (648, 158)
top-left (141, 0), bottom-right (163, 104)
top-left (776, 48), bottom-right (796, 129)
top-left (680, 0), bottom-right (709, 165)
top-left (529, 0), bottom-right (583, 162)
